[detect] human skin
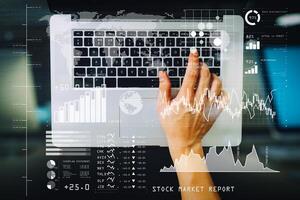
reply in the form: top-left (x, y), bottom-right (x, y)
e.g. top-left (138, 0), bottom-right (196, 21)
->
top-left (157, 49), bottom-right (223, 200)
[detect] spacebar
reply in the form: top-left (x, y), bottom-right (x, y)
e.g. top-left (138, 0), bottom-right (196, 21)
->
top-left (118, 78), bottom-right (159, 88)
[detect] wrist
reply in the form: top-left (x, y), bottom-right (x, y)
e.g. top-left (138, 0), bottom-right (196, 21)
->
top-left (168, 141), bottom-right (204, 161)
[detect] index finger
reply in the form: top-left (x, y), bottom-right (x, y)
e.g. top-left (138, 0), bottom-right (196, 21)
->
top-left (177, 48), bottom-right (201, 101)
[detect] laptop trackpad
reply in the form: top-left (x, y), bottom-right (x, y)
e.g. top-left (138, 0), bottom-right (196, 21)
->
top-left (119, 97), bottom-right (163, 138)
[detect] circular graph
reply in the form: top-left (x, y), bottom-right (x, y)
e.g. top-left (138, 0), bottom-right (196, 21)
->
top-left (245, 10), bottom-right (261, 26)
top-left (46, 160), bottom-right (56, 169)
top-left (47, 181), bottom-right (55, 190)
top-left (47, 170), bottom-right (56, 180)
top-left (119, 91), bottom-right (143, 115)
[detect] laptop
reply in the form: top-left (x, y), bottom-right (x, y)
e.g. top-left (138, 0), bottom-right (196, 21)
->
top-left (49, 14), bottom-right (244, 147)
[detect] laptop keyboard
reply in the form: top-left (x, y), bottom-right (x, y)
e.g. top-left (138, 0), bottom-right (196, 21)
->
top-left (72, 30), bottom-right (221, 88)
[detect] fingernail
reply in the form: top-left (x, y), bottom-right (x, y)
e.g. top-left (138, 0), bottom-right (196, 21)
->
top-left (190, 47), bottom-right (198, 55)
top-left (159, 71), bottom-right (164, 80)
top-left (159, 70), bottom-right (163, 76)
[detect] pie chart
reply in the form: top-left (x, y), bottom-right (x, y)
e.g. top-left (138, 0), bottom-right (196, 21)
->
top-left (47, 171), bottom-right (56, 180)
top-left (47, 160), bottom-right (56, 169)
top-left (47, 181), bottom-right (55, 190)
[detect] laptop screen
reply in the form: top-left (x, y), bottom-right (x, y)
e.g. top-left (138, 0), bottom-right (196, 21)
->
top-left (263, 46), bottom-right (300, 129)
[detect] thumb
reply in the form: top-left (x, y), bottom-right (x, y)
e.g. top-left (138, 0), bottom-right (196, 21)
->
top-left (157, 70), bottom-right (171, 110)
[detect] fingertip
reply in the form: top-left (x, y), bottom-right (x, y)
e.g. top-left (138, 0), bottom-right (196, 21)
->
top-left (210, 74), bottom-right (222, 96)
top-left (159, 70), bottom-right (167, 80)
top-left (159, 70), bottom-right (171, 86)
top-left (211, 73), bottom-right (218, 79)
top-left (158, 70), bottom-right (171, 104)
top-left (159, 70), bottom-right (164, 78)
top-left (202, 62), bottom-right (209, 69)
top-left (189, 48), bottom-right (200, 63)
top-left (190, 47), bottom-right (197, 54)
top-left (201, 62), bottom-right (210, 76)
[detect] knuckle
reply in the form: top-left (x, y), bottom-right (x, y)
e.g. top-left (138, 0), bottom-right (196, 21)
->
top-left (188, 57), bottom-right (199, 66)
top-left (188, 69), bottom-right (199, 79)
top-left (192, 56), bottom-right (199, 63)
top-left (188, 61), bottom-right (197, 69)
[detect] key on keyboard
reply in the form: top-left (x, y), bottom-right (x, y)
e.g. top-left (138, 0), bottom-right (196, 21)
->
top-left (72, 29), bottom-right (221, 88)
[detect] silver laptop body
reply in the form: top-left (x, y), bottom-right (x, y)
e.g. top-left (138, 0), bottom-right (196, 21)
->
top-left (50, 14), bottom-right (244, 147)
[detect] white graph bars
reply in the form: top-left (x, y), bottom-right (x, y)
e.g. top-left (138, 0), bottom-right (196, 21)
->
top-left (245, 40), bottom-right (260, 50)
top-left (245, 63), bottom-right (258, 74)
top-left (55, 88), bottom-right (106, 123)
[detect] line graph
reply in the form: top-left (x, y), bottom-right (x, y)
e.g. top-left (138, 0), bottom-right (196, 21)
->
top-left (159, 89), bottom-right (276, 121)
top-left (160, 145), bottom-right (279, 173)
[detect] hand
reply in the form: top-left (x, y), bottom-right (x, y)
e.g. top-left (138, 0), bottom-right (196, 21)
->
top-left (157, 48), bottom-right (223, 200)
top-left (157, 48), bottom-right (225, 158)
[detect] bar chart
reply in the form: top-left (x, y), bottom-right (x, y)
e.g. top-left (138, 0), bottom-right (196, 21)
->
top-left (55, 88), bottom-right (107, 123)
top-left (245, 40), bottom-right (260, 50)
top-left (244, 62), bottom-right (258, 75)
